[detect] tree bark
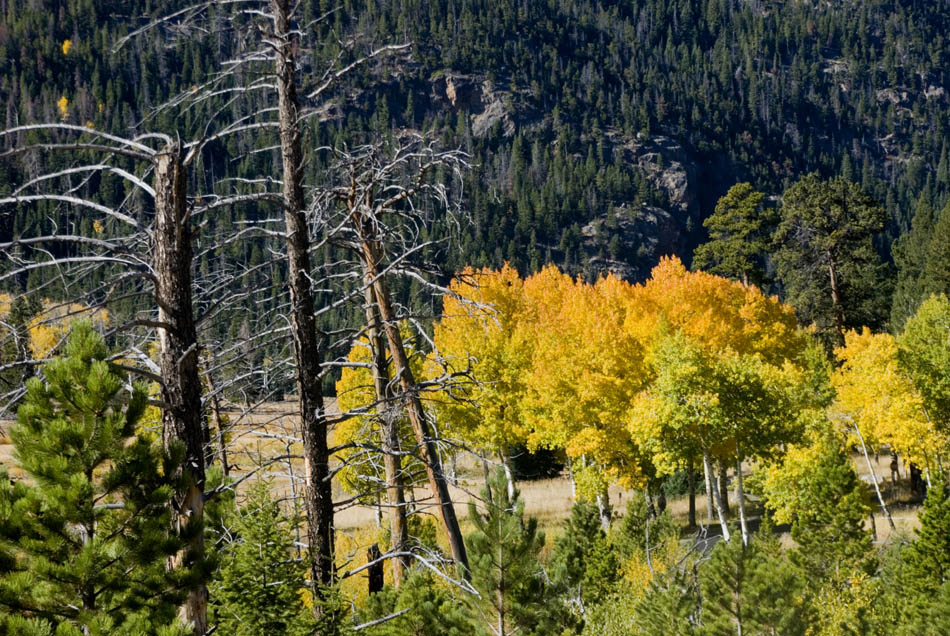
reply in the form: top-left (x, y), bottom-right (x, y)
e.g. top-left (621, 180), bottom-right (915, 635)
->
top-left (360, 252), bottom-right (468, 574)
top-left (703, 458), bottom-right (714, 521)
top-left (718, 459), bottom-right (731, 515)
top-left (154, 142), bottom-right (207, 633)
top-left (274, 0), bottom-right (334, 593)
top-left (735, 452), bottom-right (749, 545)
top-left (362, 283), bottom-right (410, 586)
top-left (687, 457), bottom-right (697, 528)
top-left (704, 449), bottom-right (731, 542)
top-left (828, 257), bottom-right (846, 345)
top-left (204, 361), bottom-right (230, 477)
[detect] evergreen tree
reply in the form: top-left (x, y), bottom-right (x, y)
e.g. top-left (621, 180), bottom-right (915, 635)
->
top-left (692, 183), bottom-right (773, 286)
top-left (549, 500), bottom-right (619, 616)
top-left (773, 174), bottom-right (888, 346)
top-left (903, 479), bottom-right (950, 594)
top-left (890, 194), bottom-right (936, 330)
top-left (699, 518), bottom-right (807, 636)
top-left (358, 568), bottom-right (471, 636)
top-left (0, 321), bottom-right (188, 635)
top-left (789, 437), bottom-right (874, 583)
top-left (699, 531), bottom-right (751, 636)
top-left (634, 567), bottom-right (698, 636)
top-left (465, 469), bottom-right (559, 636)
top-left (921, 203), bottom-right (950, 299)
top-left (211, 479), bottom-right (317, 636)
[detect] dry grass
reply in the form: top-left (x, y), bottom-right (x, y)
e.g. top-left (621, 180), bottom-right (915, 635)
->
top-left (0, 406), bottom-right (924, 549)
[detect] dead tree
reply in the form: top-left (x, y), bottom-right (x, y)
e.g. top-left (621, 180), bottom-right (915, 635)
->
top-left (271, 0), bottom-right (334, 590)
top-left (362, 280), bottom-right (411, 585)
top-left (319, 139), bottom-right (472, 575)
top-left (0, 127), bottom-right (210, 631)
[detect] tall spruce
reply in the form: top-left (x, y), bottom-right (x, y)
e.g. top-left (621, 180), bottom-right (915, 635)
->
top-left (773, 174), bottom-right (888, 346)
top-left (0, 321), bottom-right (189, 635)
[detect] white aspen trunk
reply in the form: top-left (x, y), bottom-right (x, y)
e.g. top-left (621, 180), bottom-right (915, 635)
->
top-left (704, 449), bottom-right (731, 542)
top-left (568, 457), bottom-right (577, 500)
top-left (704, 458), bottom-right (714, 521)
top-left (596, 486), bottom-right (611, 532)
top-left (852, 421), bottom-right (895, 530)
top-left (500, 452), bottom-right (515, 501)
top-left (735, 452), bottom-right (749, 546)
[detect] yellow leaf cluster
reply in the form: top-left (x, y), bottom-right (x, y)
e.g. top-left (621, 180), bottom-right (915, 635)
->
top-left (61, 39), bottom-right (73, 55)
top-left (27, 300), bottom-right (109, 360)
top-left (832, 328), bottom-right (946, 468)
top-left (57, 95), bottom-right (69, 121)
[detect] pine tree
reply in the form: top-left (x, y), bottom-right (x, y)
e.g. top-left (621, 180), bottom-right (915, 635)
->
top-left (890, 194), bottom-right (935, 330)
top-left (699, 518), bottom-right (807, 636)
top-left (921, 203), bottom-right (950, 299)
top-left (0, 321), bottom-right (188, 635)
top-left (789, 437), bottom-right (874, 583)
top-left (699, 532), bottom-right (751, 636)
top-left (465, 469), bottom-right (560, 636)
top-left (903, 479), bottom-right (950, 595)
top-left (773, 174), bottom-right (888, 346)
top-left (212, 479), bottom-right (318, 636)
top-left (549, 500), bottom-right (619, 616)
top-left (635, 567), bottom-right (698, 636)
top-left (358, 568), bottom-right (471, 636)
top-left (692, 183), bottom-right (773, 286)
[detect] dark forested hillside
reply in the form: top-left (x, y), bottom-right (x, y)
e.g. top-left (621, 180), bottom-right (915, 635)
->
top-left (1, 0), bottom-right (949, 336)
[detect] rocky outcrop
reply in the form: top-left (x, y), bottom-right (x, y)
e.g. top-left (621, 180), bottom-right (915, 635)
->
top-left (611, 133), bottom-right (699, 218)
top-left (430, 72), bottom-right (533, 137)
top-left (581, 203), bottom-right (682, 280)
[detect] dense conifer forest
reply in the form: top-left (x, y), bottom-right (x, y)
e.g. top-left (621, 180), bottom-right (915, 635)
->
top-left (0, 1), bottom-right (949, 634)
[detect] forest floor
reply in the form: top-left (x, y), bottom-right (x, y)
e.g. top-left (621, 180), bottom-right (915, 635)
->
top-left (0, 403), bottom-right (924, 549)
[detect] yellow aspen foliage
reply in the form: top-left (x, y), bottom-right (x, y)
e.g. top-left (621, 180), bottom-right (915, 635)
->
top-left (61, 39), bottom-right (73, 55)
top-left (628, 256), bottom-right (807, 364)
top-left (429, 264), bottom-right (534, 455)
top-left (521, 268), bottom-right (649, 491)
top-left (807, 571), bottom-right (876, 636)
top-left (57, 96), bottom-right (69, 120)
top-left (0, 293), bottom-right (10, 317)
top-left (627, 259), bottom-right (811, 480)
top-left (27, 301), bottom-right (109, 360)
top-left (92, 219), bottom-right (105, 234)
top-left (755, 422), bottom-right (840, 525)
top-left (334, 325), bottom-right (426, 497)
top-left (832, 328), bottom-right (945, 468)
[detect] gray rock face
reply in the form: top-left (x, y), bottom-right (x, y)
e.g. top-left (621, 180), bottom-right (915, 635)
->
top-left (612, 133), bottom-right (699, 217)
top-left (430, 73), bottom-right (528, 137)
top-left (581, 203), bottom-right (681, 280)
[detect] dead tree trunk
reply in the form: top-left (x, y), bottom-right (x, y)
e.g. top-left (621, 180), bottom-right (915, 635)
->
top-left (362, 282), bottom-right (410, 586)
top-left (359, 239), bottom-right (468, 574)
top-left (154, 142), bottom-right (207, 634)
top-left (274, 0), bottom-right (334, 592)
